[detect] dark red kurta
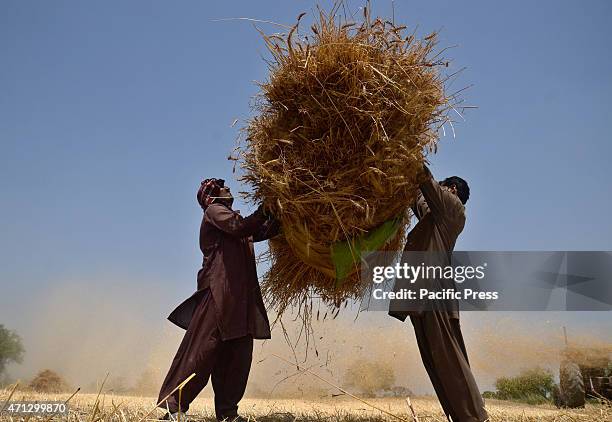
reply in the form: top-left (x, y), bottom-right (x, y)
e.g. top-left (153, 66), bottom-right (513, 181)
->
top-left (167, 203), bottom-right (278, 340)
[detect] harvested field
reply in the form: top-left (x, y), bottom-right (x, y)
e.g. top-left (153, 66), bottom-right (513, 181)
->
top-left (1, 388), bottom-right (609, 421)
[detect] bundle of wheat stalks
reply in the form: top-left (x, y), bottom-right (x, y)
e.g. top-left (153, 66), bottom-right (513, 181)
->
top-left (239, 7), bottom-right (458, 318)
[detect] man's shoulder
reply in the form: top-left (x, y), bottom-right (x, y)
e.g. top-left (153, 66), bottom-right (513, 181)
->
top-left (204, 203), bottom-right (233, 220)
top-left (449, 196), bottom-right (466, 231)
top-left (438, 190), bottom-right (466, 230)
top-left (438, 185), bottom-right (463, 210)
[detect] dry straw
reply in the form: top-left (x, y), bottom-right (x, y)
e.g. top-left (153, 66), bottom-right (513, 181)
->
top-left (238, 5), bottom-right (461, 320)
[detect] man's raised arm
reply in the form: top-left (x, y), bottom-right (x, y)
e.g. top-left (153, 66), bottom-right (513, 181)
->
top-left (206, 204), bottom-right (267, 238)
top-left (418, 165), bottom-right (450, 220)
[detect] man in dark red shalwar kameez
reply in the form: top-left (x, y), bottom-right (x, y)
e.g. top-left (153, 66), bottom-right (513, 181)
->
top-left (157, 178), bottom-right (279, 422)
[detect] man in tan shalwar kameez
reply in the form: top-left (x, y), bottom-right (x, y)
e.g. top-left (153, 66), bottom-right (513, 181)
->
top-left (389, 165), bottom-right (489, 422)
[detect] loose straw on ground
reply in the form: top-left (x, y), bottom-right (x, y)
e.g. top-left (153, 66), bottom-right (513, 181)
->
top-left (271, 353), bottom-right (410, 422)
top-left (138, 373), bottom-right (196, 422)
top-left (0, 380), bottom-right (19, 413)
top-left (88, 372), bottom-right (110, 422)
top-left (406, 397), bottom-right (420, 422)
top-left (42, 387), bottom-right (80, 422)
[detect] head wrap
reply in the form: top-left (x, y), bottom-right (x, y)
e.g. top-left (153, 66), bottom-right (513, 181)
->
top-left (197, 178), bottom-right (225, 209)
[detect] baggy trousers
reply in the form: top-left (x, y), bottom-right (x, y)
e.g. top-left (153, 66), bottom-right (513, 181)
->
top-left (157, 292), bottom-right (253, 421)
top-left (410, 312), bottom-right (488, 422)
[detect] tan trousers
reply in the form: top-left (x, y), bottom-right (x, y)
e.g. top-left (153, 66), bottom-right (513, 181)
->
top-left (410, 312), bottom-right (489, 422)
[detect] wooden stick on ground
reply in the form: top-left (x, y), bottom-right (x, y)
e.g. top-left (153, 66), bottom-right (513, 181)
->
top-left (270, 353), bottom-right (409, 422)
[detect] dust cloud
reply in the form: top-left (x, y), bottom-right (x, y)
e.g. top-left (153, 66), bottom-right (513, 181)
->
top-left (3, 280), bottom-right (611, 398)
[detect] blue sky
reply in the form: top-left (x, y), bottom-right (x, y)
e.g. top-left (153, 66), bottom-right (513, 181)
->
top-left (1, 1), bottom-right (611, 362)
